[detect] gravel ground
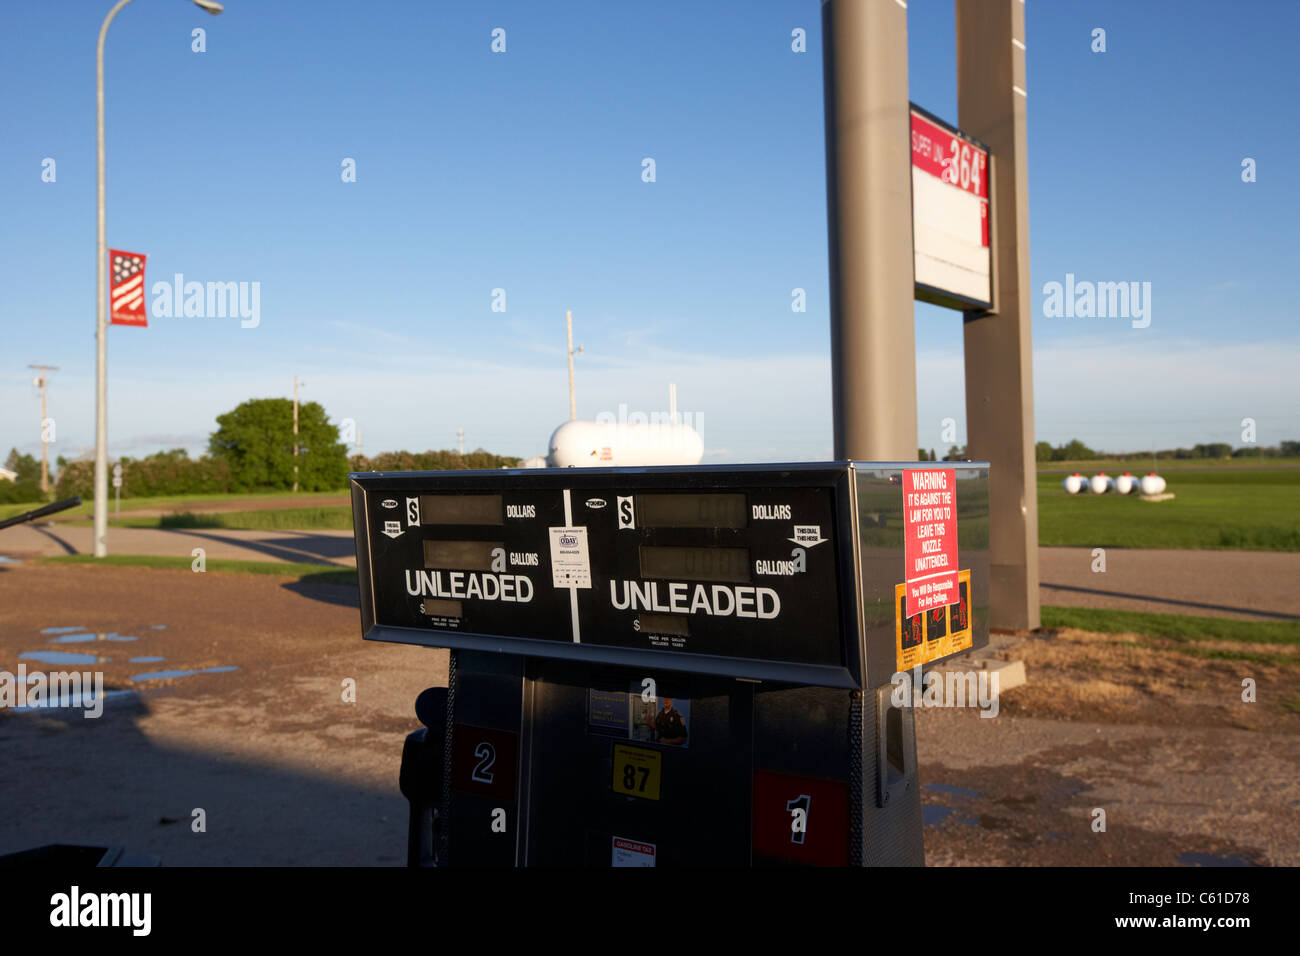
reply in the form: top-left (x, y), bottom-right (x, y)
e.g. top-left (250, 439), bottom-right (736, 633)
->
top-left (918, 628), bottom-right (1300, 866)
top-left (1, 562), bottom-right (1294, 866)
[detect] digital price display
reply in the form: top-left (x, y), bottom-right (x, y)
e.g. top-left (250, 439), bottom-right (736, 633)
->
top-left (639, 546), bottom-right (749, 584)
top-left (423, 540), bottom-right (503, 571)
top-left (419, 494), bottom-right (503, 526)
top-left (637, 493), bottom-right (747, 529)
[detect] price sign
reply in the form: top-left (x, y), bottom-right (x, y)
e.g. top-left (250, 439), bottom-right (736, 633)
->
top-left (910, 105), bottom-right (992, 310)
top-left (612, 744), bottom-right (661, 800)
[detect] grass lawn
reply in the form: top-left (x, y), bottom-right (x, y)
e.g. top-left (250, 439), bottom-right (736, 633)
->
top-left (1041, 605), bottom-right (1299, 666)
top-left (1038, 457), bottom-right (1300, 472)
top-left (1037, 467), bottom-right (1300, 550)
top-left (39, 553), bottom-right (358, 587)
top-left (0, 490), bottom-right (347, 523)
top-left (88, 506), bottom-right (355, 531)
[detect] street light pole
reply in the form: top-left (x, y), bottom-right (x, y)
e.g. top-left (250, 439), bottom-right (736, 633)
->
top-left (94, 0), bottom-right (224, 558)
top-left (94, 0), bottom-right (134, 557)
top-left (293, 375), bottom-right (303, 493)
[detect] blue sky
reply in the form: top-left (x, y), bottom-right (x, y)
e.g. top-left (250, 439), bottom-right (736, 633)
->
top-left (2, 0), bottom-right (1296, 465)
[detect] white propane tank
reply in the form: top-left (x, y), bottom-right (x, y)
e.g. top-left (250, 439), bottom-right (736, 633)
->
top-left (1062, 473), bottom-right (1085, 494)
top-left (1114, 473), bottom-right (1136, 495)
top-left (1139, 473), bottom-right (1166, 495)
top-left (547, 419), bottom-right (704, 468)
top-left (1089, 473), bottom-right (1111, 494)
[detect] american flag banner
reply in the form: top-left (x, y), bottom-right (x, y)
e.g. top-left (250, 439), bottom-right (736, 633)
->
top-left (109, 249), bottom-right (148, 326)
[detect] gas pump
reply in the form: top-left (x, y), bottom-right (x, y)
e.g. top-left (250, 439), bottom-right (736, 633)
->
top-left (352, 461), bottom-right (988, 866)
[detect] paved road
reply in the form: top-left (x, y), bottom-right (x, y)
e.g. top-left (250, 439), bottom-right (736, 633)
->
top-left (1, 522), bottom-right (356, 567)
top-left (1039, 546), bottom-right (1299, 621)
top-left (4, 524), bottom-right (1296, 621)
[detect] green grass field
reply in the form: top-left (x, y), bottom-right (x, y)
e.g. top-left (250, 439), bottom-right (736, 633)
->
top-left (7, 461), bottom-right (1299, 550)
top-left (151, 507), bottom-right (352, 531)
top-left (1037, 467), bottom-right (1300, 550)
top-left (40, 553), bottom-right (357, 586)
top-left (1041, 606), bottom-right (1300, 666)
top-left (0, 490), bottom-right (348, 523)
top-left (1037, 457), bottom-right (1300, 472)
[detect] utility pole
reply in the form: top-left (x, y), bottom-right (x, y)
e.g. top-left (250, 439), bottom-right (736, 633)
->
top-left (28, 364), bottom-right (58, 495)
top-left (566, 309), bottom-right (583, 420)
top-left (293, 375), bottom-right (302, 493)
top-left (457, 427), bottom-right (465, 456)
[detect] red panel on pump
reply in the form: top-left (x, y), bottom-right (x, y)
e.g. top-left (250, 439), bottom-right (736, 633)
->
top-left (752, 770), bottom-right (850, 866)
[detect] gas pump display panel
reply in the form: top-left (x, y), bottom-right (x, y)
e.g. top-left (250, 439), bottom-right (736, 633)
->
top-left (352, 465), bottom-right (860, 686)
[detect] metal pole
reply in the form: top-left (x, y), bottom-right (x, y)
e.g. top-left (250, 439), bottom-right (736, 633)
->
top-left (293, 375), bottom-right (300, 493)
top-left (821, 0), bottom-right (918, 461)
top-left (29, 364), bottom-right (57, 495)
top-left (956, 0), bottom-right (1039, 630)
top-left (95, 0), bottom-right (134, 557)
top-left (566, 310), bottom-right (577, 420)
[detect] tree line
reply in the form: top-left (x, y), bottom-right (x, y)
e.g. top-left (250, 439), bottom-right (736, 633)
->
top-left (1, 398), bottom-right (519, 503)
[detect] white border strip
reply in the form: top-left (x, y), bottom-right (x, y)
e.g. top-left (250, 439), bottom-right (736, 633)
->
top-left (563, 488), bottom-right (581, 643)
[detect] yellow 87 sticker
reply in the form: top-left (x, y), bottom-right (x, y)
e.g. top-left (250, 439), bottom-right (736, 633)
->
top-left (612, 744), bottom-right (661, 800)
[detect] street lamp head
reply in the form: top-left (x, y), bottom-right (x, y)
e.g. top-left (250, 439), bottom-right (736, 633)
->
top-left (191, 0), bottom-right (224, 14)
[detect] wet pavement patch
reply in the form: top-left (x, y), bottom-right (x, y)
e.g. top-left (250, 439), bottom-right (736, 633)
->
top-left (49, 633), bottom-right (137, 644)
top-left (40, 626), bottom-right (88, 634)
top-left (19, 650), bottom-right (101, 666)
top-left (1177, 851), bottom-right (1261, 867)
top-left (129, 656), bottom-right (165, 664)
top-left (130, 665), bottom-right (239, 682)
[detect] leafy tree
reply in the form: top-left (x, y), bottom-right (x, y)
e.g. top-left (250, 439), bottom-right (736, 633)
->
top-left (941, 445), bottom-right (966, 461)
top-left (0, 478), bottom-right (43, 504)
top-left (4, 449), bottom-right (41, 483)
top-left (1054, 439), bottom-right (1096, 461)
top-left (208, 398), bottom-right (347, 491)
top-left (1280, 440), bottom-right (1300, 458)
top-left (1193, 443), bottom-right (1232, 459)
top-left (1035, 441), bottom-right (1054, 462)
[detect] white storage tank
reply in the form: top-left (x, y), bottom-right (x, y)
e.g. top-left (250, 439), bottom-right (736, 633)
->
top-left (548, 419), bottom-right (704, 468)
top-left (1139, 473), bottom-right (1167, 495)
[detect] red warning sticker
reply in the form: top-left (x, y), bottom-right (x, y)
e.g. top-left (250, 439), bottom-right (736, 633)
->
top-left (903, 468), bottom-right (959, 615)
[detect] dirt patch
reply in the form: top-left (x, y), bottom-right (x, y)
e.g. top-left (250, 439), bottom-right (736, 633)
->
top-left (986, 628), bottom-right (1298, 731)
top-left (919, 626), bottom-right (1300, 866)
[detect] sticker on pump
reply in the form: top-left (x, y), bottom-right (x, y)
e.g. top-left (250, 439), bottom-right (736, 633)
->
top-left (611, 836), bottom-right (656, 867)
top-left (612, 744), bottom-right (662, 800)
top-left (548, 526), bottom-right (592, 588)
top-left (895, 568), bottom-right (973, 672)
